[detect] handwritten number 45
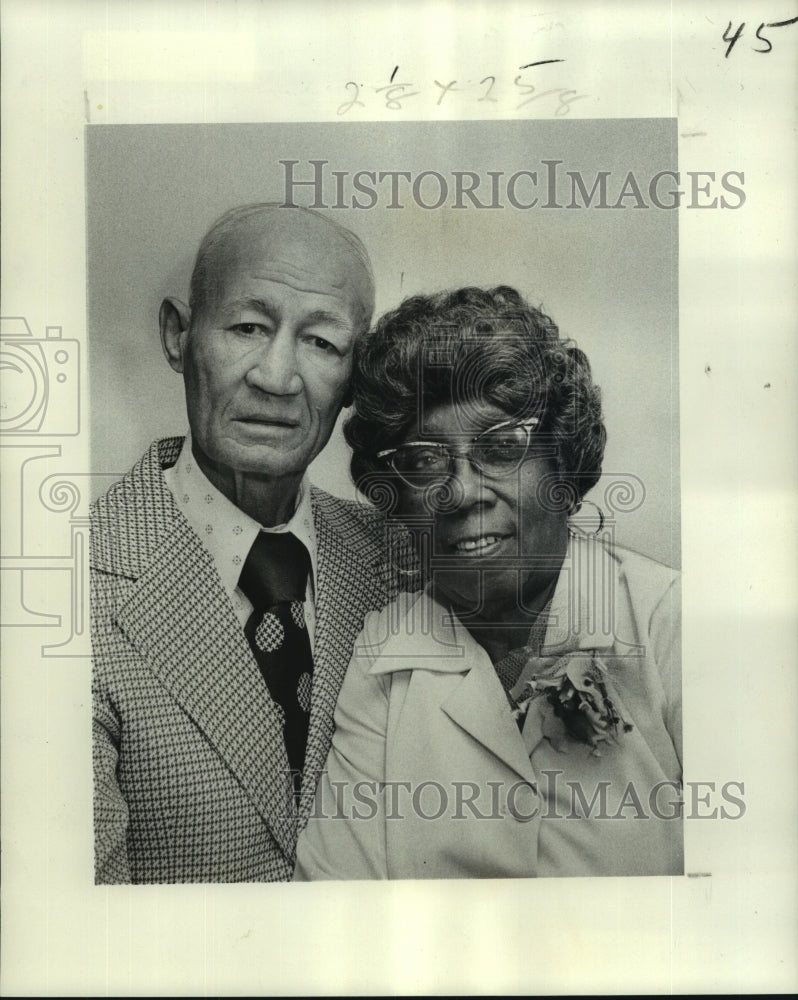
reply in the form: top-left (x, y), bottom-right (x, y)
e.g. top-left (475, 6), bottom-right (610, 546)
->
top-left (723, 15), bottom-right (798, 57)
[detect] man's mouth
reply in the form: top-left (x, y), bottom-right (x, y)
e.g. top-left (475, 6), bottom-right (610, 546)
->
top-left (236, 416), bottom-right (299, 428)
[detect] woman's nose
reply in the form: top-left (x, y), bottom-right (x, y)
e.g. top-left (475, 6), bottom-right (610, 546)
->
top-left (450, 454), bottom-right (490, 507)
top-left (245, 332), bottom-right (302, 395)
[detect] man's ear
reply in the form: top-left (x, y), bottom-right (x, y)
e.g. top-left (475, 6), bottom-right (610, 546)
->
top-left (341, 381), bottom-right (354, 409)
top-left (159, 297), bottom-right (191, 373)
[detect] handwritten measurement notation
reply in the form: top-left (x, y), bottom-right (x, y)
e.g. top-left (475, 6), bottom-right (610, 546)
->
top-left (337, 63), bottom-right (588, 117)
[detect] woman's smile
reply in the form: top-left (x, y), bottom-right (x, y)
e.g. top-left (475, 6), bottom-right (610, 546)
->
top-left (446, 532), bottom-right (511, 556)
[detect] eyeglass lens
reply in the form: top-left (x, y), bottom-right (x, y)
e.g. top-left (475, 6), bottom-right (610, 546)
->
top-left (392, 423), bottom-right (531, 481)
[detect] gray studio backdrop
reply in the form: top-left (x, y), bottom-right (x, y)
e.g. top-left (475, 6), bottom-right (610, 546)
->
top-left (86, 119), bottom-right (679, 568)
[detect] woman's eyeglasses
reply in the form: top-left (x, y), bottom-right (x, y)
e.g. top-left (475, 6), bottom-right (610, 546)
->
top-left (377, 417), bottom-right (540, 488)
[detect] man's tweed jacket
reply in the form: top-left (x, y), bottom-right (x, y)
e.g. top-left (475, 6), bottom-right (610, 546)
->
top-left (91, 437), bottom-right (403, 884)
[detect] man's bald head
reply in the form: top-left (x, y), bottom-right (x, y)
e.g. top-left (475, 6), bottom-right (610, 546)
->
top-left (188, 203), bottom-right (375, 334)
top-left (159, 202), bottom-right (377, 511)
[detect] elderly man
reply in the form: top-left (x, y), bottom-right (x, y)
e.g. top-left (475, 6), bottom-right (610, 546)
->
top-left (91, 204), bottom-right (401, 883)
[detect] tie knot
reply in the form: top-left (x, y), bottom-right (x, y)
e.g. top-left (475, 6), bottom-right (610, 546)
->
top-left (239, 531), bottom-right (310, 610)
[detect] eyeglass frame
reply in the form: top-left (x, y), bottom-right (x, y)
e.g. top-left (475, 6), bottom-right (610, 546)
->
top-left (375, 416), bottom-right (542, 488)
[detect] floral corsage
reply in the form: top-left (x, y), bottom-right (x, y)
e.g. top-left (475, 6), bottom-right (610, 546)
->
top-left (512, 654), bottom-right (633, 757)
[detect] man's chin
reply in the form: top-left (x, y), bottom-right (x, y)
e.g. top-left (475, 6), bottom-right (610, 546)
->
top-left (232, 447), bottom-right (310, 480)
top-left (205, 438), bottom-right (315, 482)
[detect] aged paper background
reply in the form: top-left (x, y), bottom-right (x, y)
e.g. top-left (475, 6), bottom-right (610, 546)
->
top-left (1, 0), bottom-right (796, 994)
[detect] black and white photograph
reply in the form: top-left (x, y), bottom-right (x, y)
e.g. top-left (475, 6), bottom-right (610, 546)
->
top-left (87, 120), bottom-right (682, 885)
top-left (2, 1), bottom-right (796, 994)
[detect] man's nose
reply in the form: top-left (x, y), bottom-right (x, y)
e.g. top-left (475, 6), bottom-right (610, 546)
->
top-left (245, 331), bottom-right (302, 395)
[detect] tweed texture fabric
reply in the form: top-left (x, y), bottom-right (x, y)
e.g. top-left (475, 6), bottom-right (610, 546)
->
top-left (91, 437), bottom-right (408, 884)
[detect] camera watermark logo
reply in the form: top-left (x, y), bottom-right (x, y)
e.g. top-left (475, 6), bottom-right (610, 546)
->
top-left (0, 315), bottom-right (95, 656)
top-left (0, 317), bottom-right (80, 435)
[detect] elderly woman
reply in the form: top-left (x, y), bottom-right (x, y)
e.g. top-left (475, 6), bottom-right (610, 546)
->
top-left (295, 286), bottom-right (682, 880)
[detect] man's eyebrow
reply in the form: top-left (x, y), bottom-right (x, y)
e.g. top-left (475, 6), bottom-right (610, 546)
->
top-left (223, 299), bottom-right (351, 331)
top-left (298, 309), bottom-right (353, 332)
top-left (224, 297), bottom-right (279, 318)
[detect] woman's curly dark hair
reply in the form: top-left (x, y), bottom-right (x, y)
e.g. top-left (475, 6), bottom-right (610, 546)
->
top-left (345, 286), bottom-right (606, 509)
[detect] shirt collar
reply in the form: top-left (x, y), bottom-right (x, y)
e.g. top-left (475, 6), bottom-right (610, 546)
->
top-left (164, 432), bottom-right (317, 602)
top-left (541, 532), bottom-right (616, 654)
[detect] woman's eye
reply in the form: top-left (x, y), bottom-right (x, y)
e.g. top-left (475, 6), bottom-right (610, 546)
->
top-left (413, 451), bottom-right (437, 469)
top-left (405, 448), bottom-right (446, 472)
top-left (482, 430), bottom-right (522, 448)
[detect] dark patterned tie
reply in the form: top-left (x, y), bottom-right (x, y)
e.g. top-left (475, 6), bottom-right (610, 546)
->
top-left (238, 531), bottom-right (314, 795)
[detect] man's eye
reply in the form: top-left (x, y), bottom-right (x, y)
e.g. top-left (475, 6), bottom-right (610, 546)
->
top-left (308, 335), bottom-right (339, 354)
top-left (230, 323), bottom-right (266, 335)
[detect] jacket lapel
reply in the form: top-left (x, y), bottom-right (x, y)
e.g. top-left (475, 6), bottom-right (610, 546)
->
top-left (541, 533), bottom-right (619, 655)
top-left (116, 516), bottom-right (299, 860)
top-left (440, 660), bottom-right (539, 785)
top-left (300, 498), bottom-right (388, 824)
top-left (369, 591), bottom-right (538, 785)
top-left (101, 439), bottom-right (299, 862)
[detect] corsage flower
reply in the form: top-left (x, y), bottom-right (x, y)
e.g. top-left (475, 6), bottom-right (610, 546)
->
top-left (512, 653), bottom-right (633, 756)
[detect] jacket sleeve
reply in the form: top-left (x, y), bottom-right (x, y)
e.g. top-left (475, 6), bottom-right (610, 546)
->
top-left (294, 609), bottom-right (392, 881)
top-left (650, 574), bottom-right (683, 768)
top-left (93, 689), bottom-right (132, 884)
top-left (91, 559), bottom-right (133, 884)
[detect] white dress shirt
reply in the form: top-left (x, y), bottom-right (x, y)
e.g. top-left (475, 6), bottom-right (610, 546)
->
top-left (164, 432), bottom-right (318, 649)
